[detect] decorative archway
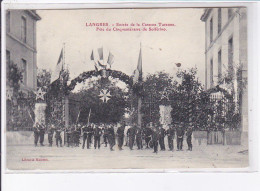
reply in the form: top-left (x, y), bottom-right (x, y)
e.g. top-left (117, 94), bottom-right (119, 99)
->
top-left (67, 69), bottom-right (134, 92)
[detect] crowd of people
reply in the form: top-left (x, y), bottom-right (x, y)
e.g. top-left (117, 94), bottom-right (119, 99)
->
top-left (33, 121), bottom-right (193, 153)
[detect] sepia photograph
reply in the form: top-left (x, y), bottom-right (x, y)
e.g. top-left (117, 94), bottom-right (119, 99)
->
top-left (3, 7), bottom-right (248, 171)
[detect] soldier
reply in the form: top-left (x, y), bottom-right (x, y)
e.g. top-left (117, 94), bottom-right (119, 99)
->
top-left (102, 124), bottom-right (108, 147)
top-left (65, 127), bottom-right (72, 147)
top-left (166, 125), bottom-right (175, 151)
top-left (39, 124), bottom-right (45, 146)
top-left (127, 125), bottom-right (136, 150)
top-left (76, 124), bottom-right (82, 147)
top-left (136, 126), bottom-right (143, 150)
top-left (86, 124), bottom-right (93, 149)
top-left (144, 123), bottom-right (153, 148)
top-left (186, 126), bottom-right (193, 151)
top-left (158, 125), bottom-right (166, 151)
top-left (116, 123), bottom-right (125, 150)
top-left (48, 124), bottom-right (55, 147)
top-left (152, 126), bottom-right (160, 153)
top-left (82, 125), bottom-right (88, 149)
top-left (176, 122), bottom-right (185, 151)
top-left (93, 124), bottom-right (102, 149)
top-left (107, 124), bottom-right (115, 151)
top-left (55, 126), bottom-right (63, 147)
top-left (33, 123), bottom-right (40, 147)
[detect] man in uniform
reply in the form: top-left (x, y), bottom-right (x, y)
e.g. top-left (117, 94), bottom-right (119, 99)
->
top-left (65, 127), bottom-right (72, 147)
top-left (107, 124), bottom-right (115, 151)
top-left (55, 126), bottom-right (63, 147)
top-left (102, 124), bottom-right (108, 147)
top-left (144, 123), bottom-right (153, 149)
top-left (33, 123), bottom-right (40, 147)
top-left (158, 125), bottom-right (166, 151)
top-left (127, 124), bottom-right (136, 150)
top-left (75, 124), bottom-right (81, 147)
top-left (186, 126), bottom-right (193, 151)
top-left (82, 125), bottom-right (88, 149)
top-left (116, 122), bottom-right (125, 150)
top-left (136, 125), bottom-right (143, 150)
top-left (166, 125), bottom-right (175, 151)
top-left (86, 124), bottom-right (93, 149)
top-left (48, 124), bottom-right (55, 147)
top-left (152, 126), bottom-right (160, 153)
top-left (176, 122), bottom-right (185, 151)
top-left (39, 124), bottom-right (45, 146)
top-left (93, 124), bottom-right (102, 149)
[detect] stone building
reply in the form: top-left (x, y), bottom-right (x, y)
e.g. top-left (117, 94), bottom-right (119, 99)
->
top-left (6, 10), bottom-right (41, 130)
top-left (201, 8), bottom-right (248, 132)
top-left (6, 10), bottom-right (41, 91)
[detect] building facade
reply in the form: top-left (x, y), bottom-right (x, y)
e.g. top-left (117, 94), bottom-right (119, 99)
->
top-left (6, 10), bottom-right (41, 91)
top-left (6, 10), bottom-right (41, 130)
top-left (201, 8), bottom-right (248, 132)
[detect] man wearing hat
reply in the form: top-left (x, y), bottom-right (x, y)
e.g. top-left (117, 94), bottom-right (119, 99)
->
top-left (166, 124), bottom-right (175, 151)
top-left (186, 126), bottom-right (193, 151)
top-left (152, 126), bottom-right (160, 153)
top-left (176, 122), bottom-right (185, 151)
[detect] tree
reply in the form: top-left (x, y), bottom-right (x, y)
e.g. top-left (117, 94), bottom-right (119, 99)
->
top-left (170, 68), bottom-right (208, 130)
top-left (141, 71), bottom-right (176, 126)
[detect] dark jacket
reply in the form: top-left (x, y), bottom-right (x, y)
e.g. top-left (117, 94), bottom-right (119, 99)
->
top-left (127, 127), bottom-right (136, 138)
top-left (166, 128), bottom-right (175, 138)
top-left (176, 127), bottom-right (185, 138)
top-left (152, 129), bottom-right (160, 142)
top-left (93, 127), bottom-right (102, 137)
top-left (116, 126), bottom-right (125, 137)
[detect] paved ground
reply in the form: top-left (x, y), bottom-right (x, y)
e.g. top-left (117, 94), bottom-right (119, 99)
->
top-left (6, 140), bottom-right (248, 171)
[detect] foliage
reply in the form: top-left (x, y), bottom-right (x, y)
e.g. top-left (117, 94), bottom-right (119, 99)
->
top-left (7, 62), bottom-right (37, 130)
top-left (37, 69), bottom-right (51, 91)
top-left (170, 68), bottom-right (206, 130)
top-left (69, 78), bottom-right (130, 124)
top-left (141, 71), bottom-right (176, 126)
top-left (7, 61), bottom-right (23, 91)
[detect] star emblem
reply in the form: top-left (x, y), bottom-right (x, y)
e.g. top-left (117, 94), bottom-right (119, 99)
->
top-left (160, 88), bottom-right (169, 101)
top-left (6, 88), bottom-right (13, 100)
top-left (35, 88), bottom-right (46, 101)
top-left (99, 89), bottom-right (111, 103)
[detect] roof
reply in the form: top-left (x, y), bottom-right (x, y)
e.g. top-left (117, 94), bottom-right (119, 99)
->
top-left (200, 8), bottom-right (212, 22)
top-left (26, 10), bottom-right (41, 21)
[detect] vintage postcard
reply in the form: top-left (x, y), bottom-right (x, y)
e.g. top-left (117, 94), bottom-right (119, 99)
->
top-left (3, 6), bottom-right (249, 171)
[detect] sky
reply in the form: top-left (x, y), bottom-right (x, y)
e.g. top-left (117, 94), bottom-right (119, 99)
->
top-left (36, 8), bottom-right (205, 87)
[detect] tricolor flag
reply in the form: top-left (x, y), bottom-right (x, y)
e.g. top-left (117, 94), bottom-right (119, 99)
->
top-left (90, 50), bottom-right (94, 60)
top-left (97, 47), bottom-right (103, 60)
top-left (107, 52), bottom-right (114, 66)
top-left (51, 48), bottom-right (64, 83)
top-left (133, 46), bottom-right (142, 84)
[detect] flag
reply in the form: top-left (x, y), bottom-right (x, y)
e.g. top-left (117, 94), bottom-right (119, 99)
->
top-left (90, 50), bottom-right (94, 60)
top-left (107, 52), bottom-right (114, 66)
top-left (133, 47), bottom-right (142, 84)
top-left (98, 47), bottom-right (103, 60)
top-left (51, 49), bottom-right (64, 83)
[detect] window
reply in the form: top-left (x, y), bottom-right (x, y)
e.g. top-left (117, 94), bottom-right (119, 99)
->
top-left (6, 50), bottom-right (10, 65)
top-left (21, 59), bottom-right (27, 85)
top-left (210, 59), bottom-right (214, 87)
top-left (21, 16), bottom-right (27, 43)
top-left (228, 37), bottom-right (234, 77)
top-left (218, 49), bottom-right (222, 82)
top-left (218, 8), bottom-right (222, 34)
top-left (6, 11), bottom-right (10, 33)
top-left (228, 8), bottom-right (233, 19)
top-left (6, 50), bottom-right (11, 76)
top-left (210, 18), bottom-right (213, 42)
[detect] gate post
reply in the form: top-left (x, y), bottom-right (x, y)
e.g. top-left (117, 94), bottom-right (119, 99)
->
top-left (64, 95), bottom-right (69, 128)
top-left (137, 97), bottom-right (142, 127)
